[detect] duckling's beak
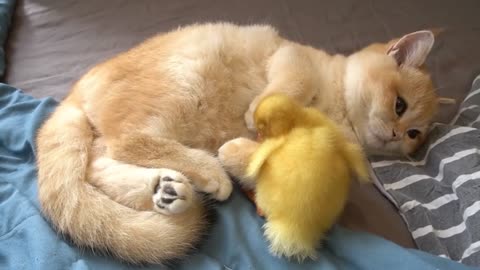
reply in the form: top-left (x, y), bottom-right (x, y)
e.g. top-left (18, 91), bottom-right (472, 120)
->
top-left (256, 132), bottom-right (264, 142)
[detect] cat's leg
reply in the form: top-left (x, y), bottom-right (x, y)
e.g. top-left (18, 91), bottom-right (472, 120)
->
top-left (88, 157), bottom-right (197, 215)
top-left (245, 45), bottom-right (317, 131)
top-left (105, 134), bottom-right (233, 201)
top-left (218, 137), bottom-right (259, 189)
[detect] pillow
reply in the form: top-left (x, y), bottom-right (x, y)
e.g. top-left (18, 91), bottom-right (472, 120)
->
top-left (370, 75), bottom-right (480, 266)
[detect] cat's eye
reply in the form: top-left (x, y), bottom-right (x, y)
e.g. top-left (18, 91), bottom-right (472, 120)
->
top-left (407, 129), bottom-right (421, 139)
top-left (395, 96), bottom-right (407, 117)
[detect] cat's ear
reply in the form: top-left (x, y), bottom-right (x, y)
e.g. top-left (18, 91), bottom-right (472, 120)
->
top-left (387, 30), bottom-right (435, 67)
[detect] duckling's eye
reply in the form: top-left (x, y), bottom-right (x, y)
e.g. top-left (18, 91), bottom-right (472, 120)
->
top-left (395, 96), bottom-right (407, 117)
top-left (407, 129), bottom-right (420, 139)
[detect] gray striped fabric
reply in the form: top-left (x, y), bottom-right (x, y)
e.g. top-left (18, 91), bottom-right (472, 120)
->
top-left (370, 75), bottom-right (480, 267)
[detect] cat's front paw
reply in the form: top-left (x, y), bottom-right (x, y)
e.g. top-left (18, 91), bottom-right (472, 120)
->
top-left (184, 151), bottom-right (233, 202)
top-left (198, 165), bottom-right (233, 201)
top-left (219, 138), bottom-right (250, 176)
top-left (152, 169), bottom-right (194, 215)
top-left (218, 138), bottom-right (259, 182)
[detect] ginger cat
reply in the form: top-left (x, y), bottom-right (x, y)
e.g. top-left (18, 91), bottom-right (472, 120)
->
top-left (36, 23), bottom-right (449, 264)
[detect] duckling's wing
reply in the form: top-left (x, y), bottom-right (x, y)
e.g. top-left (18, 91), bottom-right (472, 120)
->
top-left (342, 142), bottom-right (370, 183)
top-left (246, 137), bottom-right (286, 178)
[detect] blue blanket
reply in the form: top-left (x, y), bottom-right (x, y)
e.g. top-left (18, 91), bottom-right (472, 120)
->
top-left (0, 84), bottom-right (475, 270)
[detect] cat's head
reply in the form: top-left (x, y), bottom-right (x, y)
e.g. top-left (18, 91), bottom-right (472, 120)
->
top-left (344, 30), bottom-right (453, 156)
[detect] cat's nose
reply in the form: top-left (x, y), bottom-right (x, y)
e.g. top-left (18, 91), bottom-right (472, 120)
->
top-left (391, 129), bottom-right (402, 141)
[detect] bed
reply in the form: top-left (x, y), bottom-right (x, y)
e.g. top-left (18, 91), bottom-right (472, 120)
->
top-left (1, 0), bottom-right (480, 269)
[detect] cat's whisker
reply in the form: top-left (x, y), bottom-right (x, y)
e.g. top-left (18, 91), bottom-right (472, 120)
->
top-left (405, 154), bottom-right (416, 162)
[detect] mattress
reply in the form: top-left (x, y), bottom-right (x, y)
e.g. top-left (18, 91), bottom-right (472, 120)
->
top-left (4, 0), bottom-right (480, 249)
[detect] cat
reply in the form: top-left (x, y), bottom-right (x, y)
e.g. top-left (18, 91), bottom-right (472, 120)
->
top-left (36, 23), bottom-right (452, 264)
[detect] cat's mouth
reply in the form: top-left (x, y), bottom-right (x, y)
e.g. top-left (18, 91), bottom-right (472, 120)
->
top-left (367, 128), bottom-right (389, 147)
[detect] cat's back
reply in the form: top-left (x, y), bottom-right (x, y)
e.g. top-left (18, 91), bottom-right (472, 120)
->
top-left (90, 22), bottom-right (283, 104)
top-left (80, 22), bottom-right (283, 100)
top-left (173, 22), bottom-right (282, 53)
top-left (131, 22), bottom-right (283, 70)
top-left (76, 23), bottom-right (285, 150)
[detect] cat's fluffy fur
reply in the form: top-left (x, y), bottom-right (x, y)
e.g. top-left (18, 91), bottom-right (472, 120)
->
top-left (36, 23), bottom-right (445, 264)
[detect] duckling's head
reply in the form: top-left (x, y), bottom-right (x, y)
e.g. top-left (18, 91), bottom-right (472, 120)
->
top-left (254, 94), bottom-right (301, 138)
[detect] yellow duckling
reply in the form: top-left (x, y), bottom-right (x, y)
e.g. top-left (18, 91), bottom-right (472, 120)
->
top-left (246, 94), bottom-right (370, 261)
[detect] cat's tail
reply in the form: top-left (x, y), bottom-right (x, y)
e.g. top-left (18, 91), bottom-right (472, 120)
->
top-left (36, 100), bottom-right (205, 264)
top-left (342, 142), bottom-right (370, 183)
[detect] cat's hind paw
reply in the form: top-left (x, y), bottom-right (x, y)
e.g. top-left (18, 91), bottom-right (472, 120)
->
top-left (152, 169), bottom-right (194, 215)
